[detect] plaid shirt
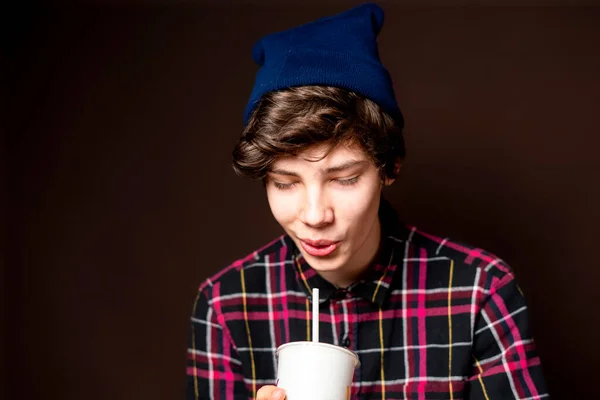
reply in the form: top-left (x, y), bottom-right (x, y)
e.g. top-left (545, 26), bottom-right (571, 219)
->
top-left (186, 201), bottom-right (548, 399)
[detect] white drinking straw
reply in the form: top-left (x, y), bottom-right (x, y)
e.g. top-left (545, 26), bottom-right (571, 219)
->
top-left (312, 288), bottom-right (319, 342)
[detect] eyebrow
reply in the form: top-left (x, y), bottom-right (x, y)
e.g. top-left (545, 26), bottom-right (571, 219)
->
top-left (268, 160), bottom-right (367, 177)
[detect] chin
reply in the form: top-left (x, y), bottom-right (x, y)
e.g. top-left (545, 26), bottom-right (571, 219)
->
top-left (302, 252), bottom-right (347, 272)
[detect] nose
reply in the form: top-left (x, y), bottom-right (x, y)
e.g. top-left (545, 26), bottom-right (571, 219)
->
top-left (299, 187), bottom-right (334, 228)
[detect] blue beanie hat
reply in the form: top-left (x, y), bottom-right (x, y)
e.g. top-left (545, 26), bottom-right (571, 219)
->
top-left (244, 3), bottom-right (403, 128)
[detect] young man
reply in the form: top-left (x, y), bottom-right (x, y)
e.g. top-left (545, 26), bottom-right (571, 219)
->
top-left (186, 4), bottom-right (548, 399)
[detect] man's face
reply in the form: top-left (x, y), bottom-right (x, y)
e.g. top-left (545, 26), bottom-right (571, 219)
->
top-left (266, 142), bottom-right (389, 286)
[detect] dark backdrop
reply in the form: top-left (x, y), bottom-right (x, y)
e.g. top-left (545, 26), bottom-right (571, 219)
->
top-left (7, 2), bottom-right (600, 399)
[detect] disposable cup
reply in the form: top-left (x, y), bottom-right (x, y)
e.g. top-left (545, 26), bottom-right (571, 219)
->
top-left (275, 341), bottom-right (360, 400)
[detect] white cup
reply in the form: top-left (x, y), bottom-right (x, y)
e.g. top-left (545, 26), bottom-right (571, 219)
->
top-left (275, 341), bottom-right (360, 400)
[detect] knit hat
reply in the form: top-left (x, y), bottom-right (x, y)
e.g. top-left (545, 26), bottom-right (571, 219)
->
top-left (243, 3), bottom-right (403, 128)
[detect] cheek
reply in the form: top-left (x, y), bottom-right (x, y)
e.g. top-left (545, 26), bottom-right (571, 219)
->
top-left (266, 188), bottom-right (297, 225)
top-left (332, 180), bottom-right (381, 226)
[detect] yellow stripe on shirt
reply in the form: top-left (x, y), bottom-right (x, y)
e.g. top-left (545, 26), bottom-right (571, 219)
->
top-left (306, 298), bottom-right (311, 341)
top-left (240, 269), bottom-right (257, 398)
top-left (295, 255), bottom-right (312, 294)
top-left (473, 356), bottom-right (491, 400)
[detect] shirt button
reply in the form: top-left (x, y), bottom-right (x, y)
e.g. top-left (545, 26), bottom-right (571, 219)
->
top-left (342, 338), bottom-right (351, 347)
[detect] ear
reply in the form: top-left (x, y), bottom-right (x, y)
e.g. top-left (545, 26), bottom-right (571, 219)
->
top-left (383, 158), bottom-right (402, 186)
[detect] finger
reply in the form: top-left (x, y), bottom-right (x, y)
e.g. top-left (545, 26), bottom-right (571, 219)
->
top-left (256, 385), bottom-right (286, 400)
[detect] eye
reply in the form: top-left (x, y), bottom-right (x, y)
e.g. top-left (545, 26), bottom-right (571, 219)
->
top-left (334, 176), bottom-right (359, 186)
top-left (273, 181), bottom-right (297, 190)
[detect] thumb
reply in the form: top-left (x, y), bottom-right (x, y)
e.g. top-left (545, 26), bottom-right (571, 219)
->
top-left (256, 385), bottom-right (286, 400)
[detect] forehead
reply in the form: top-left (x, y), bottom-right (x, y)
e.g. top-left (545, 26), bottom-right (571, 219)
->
top-left (272, 143), bottom-right (369, 170)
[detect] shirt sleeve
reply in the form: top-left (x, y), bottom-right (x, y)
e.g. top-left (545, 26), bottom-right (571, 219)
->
top-left (467, 270), bottom-right (549, 399)
top-left (186, 287), bottom-right (250, 400)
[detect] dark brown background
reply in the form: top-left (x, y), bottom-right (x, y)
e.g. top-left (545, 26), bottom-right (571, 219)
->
top-left (6, 1), bottom-right (600, 399)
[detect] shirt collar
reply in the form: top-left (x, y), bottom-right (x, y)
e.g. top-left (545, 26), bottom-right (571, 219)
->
top-left (284, 198), bottom-right (409, 307)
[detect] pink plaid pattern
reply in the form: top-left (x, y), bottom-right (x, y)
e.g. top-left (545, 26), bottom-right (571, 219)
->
top-left (186, 201), bottom-right (548, 399)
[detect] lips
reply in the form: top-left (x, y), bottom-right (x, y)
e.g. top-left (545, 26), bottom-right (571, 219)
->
top-left (299, 238), bottom-right (340, 257)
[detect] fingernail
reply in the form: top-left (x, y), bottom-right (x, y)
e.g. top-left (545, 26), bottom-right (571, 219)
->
top-left (273, 389), bottom-right (285, 400)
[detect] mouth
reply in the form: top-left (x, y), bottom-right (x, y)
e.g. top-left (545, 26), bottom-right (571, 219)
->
top-left (299, 238), bottom-right (340, 257)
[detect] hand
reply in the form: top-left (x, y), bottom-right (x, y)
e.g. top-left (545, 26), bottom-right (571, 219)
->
top-left (256, 385), bottom-right (286, 400)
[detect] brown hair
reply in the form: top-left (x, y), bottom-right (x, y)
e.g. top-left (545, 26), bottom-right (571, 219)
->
top-left (232, 86), bottom-right (405, 181)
